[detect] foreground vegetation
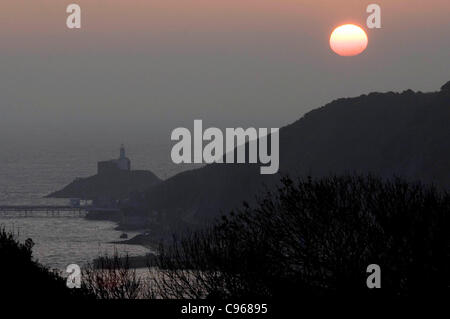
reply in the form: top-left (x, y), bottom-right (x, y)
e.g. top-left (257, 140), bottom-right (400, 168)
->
top-left (155, 175), bottom-right (449, 298)
top-left (0, 228), bottom-right (92, 299)
top-left (1, 175), bottom-right (449, 299)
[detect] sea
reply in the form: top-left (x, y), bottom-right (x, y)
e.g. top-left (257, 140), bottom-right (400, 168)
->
top-left (0, 140), bottom-right (199, 271)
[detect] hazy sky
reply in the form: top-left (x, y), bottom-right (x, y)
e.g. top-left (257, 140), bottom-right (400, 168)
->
top-left (0, 0), bottom-right (449, 145)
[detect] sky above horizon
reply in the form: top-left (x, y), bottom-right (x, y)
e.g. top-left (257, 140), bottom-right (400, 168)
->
top-left (0, 0), bottom-right (449, 145)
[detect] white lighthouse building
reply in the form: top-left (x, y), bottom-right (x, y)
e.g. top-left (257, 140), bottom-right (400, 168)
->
top-left (97, 145), bottom-right (131, 174)
top-left (116, 144), bottom-right (131, 170)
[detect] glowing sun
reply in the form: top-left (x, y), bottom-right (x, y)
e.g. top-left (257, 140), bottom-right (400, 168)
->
top-left (330, 24), bottom-right (368, 56)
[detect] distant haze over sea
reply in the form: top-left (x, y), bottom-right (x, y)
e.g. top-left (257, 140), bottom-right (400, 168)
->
top-left (0, 141), bottom-right (194, 270)
top-left (0, 140), bottom-right (199, 206)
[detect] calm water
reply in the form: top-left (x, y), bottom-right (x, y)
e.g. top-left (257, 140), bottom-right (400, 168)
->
top-left (0, 141), bottom-right (199, 270)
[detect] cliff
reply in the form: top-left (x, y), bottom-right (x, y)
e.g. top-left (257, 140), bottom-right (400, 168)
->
top-left (139, 81), bottom-right (450, 227)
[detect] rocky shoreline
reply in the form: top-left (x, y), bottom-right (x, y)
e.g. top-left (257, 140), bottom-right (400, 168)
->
top-left (110, 232), bottom-right (160, 249)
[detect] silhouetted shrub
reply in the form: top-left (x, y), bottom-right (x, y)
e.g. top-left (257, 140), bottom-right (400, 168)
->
top-left (0, 228), bottom-right (92, 300)
top-left (83, 252), bottom-right (154, 299)
top-left (155, 175), bottom-right (450, 299)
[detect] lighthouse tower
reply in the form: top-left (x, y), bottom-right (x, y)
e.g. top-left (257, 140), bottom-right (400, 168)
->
top-left (117, 144), bottom-right (131, 171)
top-left (120, 144), bottom-right (126, 159)
top-left (97, 145), bottom-right (131, 174)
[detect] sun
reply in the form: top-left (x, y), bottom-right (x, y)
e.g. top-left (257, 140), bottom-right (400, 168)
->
top-left (330, 24), bottom-right (368, 57)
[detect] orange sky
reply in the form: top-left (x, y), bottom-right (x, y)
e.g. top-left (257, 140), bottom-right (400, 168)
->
top-left (0, 1), bottom-right (449, 143)
top-left (1, 0), bottom-right (449, 52)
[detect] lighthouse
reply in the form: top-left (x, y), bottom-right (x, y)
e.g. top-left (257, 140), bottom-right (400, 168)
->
top-left (97, 145), bottom-right (131, 174)
top-left (120, 144), bottom-right (126, 159)
top-left (117, 144), bottom-right (131, 171)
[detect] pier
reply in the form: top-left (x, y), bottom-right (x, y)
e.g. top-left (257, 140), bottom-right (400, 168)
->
top-left (0, 205), bottom-right (120, 217)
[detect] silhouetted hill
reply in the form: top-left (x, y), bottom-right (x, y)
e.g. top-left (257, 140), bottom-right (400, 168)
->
top-left (0, 229), bottom-right (91, 300)
top-left (141, 81), bottom-right (450, 227)
top-left (47, 170), bottom-right (162, 200)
